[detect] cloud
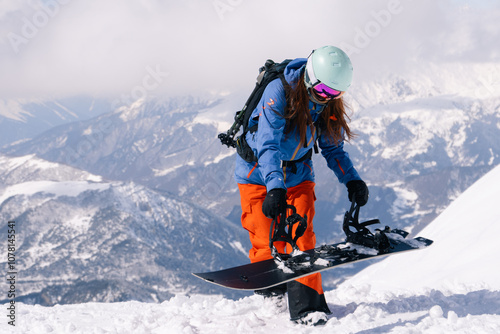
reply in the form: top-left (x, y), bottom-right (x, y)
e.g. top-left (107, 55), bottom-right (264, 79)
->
top-left (0, 0), bottom-right (498, 100)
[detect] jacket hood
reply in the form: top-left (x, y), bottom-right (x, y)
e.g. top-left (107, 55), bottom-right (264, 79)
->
top-left (283, 58), bottom-right (307, 88)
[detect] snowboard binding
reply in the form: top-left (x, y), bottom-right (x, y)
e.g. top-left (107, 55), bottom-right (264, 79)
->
top-left (269, 205), bottom-right (308, 263)
top-left (342, 199), bottom-right (392, 254)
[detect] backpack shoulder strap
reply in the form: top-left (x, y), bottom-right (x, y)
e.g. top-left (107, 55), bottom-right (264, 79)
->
top-left (218, 59), bottom-right (292, 152)
top-left (241, 59), bottom-right (292, 133)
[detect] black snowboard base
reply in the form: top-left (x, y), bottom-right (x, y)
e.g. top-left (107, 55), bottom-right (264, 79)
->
top-left (193, 233), bottom-right (433, 291)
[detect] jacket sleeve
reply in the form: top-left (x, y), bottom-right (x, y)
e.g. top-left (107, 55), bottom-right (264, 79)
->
top-left (255, 80), bottom-right (287, 192)
top-left (319, 135), bottom-right (361, 185)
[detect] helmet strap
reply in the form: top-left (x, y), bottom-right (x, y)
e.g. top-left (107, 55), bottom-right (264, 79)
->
top-left (307, 89), bottom-right (329, 114)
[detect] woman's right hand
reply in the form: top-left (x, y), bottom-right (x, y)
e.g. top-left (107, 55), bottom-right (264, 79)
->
top-left (262, 188), bottom-right (287, 219)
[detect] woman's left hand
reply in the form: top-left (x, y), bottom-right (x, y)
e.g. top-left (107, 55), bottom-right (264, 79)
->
top-left (346, 180), bottom-right (369, 206)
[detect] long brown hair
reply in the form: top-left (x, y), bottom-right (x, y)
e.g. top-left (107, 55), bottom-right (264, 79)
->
top-left (283, 74), bottom-right (354, 146)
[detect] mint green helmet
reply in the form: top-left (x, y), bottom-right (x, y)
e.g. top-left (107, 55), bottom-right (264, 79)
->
top-left (304, 46), bottom-right (353, 92)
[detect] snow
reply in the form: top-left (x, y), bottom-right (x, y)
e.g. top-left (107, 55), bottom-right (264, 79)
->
top-left (118, 98), bottom-right (146, 122)
top-left (152, 161), bottom-right (195, 177)
top-left (0, 154), bottom-right (103, 183)
top-left (203, 150), bottom-right (235, 166)
top-left (0, 180), bottom-right (110, 204)
top-left (3, 165), bottom-right (500, 333)
top-left (345, 163), bottom-right (500, 294)
top-left (0, 99), bottom-right (33, 122)
top-left (229, 241), bottom-right (248, 256)
top-left (3, 289), bottom-right (500, 333)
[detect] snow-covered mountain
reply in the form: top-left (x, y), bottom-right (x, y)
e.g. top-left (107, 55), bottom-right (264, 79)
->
top-left (0, 96), bottom-right (110, 146)
top-left (0, 154), bottom-right (251, 305)
top-left (4, 70), bottom-right (499, 237)
top-left (1, 97), bottom-right (239, 216)
top-left (0, 154), bottom-right (103, 184)
top-left (2, 162), bottom-right (500, 333)
top-left (2, 62), bottom-right (499, 291)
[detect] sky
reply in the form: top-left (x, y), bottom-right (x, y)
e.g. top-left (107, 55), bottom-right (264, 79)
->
top-left (0, 0), bottom-right (499, 101)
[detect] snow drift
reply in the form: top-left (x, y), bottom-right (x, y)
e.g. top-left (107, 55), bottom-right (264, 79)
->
top-left (344, 163), bottom-right (500, 294)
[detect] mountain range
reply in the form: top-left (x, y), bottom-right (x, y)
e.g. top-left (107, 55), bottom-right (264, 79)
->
top-left (0, 154), bottom-right (251, 305)
top-left (0, 96), bottom-right (110, 146)
top-left (0, 61), bottom-right (499, 302)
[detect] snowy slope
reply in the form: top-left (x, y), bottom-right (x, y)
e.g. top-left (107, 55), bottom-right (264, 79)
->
top-left (343, 163), bottom-right (500, 294)
top-left (2, 290), bottom-right (499, 333)
top-left (2, 162), bottom-right (500, 333)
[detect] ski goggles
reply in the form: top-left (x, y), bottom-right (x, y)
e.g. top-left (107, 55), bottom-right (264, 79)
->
top-left (311, 83), bottom-right (343, 100)
top-left (305, 57), bottom-right (343, 100)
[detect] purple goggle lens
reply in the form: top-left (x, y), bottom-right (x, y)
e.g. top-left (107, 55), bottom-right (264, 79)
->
top-left (312, 83), bottom-right (342, 99)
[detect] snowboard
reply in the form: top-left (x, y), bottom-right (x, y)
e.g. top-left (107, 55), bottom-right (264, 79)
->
top-left (193, 232), bottom-right (433, 291)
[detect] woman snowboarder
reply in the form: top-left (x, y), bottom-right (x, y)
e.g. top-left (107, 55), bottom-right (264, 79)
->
top-left (234, 45), bottom-right (369, 325)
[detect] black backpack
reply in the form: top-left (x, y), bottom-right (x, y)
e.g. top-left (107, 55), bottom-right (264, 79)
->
top-left (218, 59), bottom-right (292, 163)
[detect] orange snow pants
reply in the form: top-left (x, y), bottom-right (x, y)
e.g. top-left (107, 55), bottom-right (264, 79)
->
top-left (237, 181), bottom-right (325, 300)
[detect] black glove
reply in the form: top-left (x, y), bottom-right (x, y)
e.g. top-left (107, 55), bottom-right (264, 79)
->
top-left (262, 188), bottom-right (287, 219)
top-left (346, 180), bottom-right (369, 206)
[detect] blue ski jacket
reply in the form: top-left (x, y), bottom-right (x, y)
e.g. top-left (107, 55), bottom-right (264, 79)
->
top-left (234, 58), bottom-right (361, 192)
